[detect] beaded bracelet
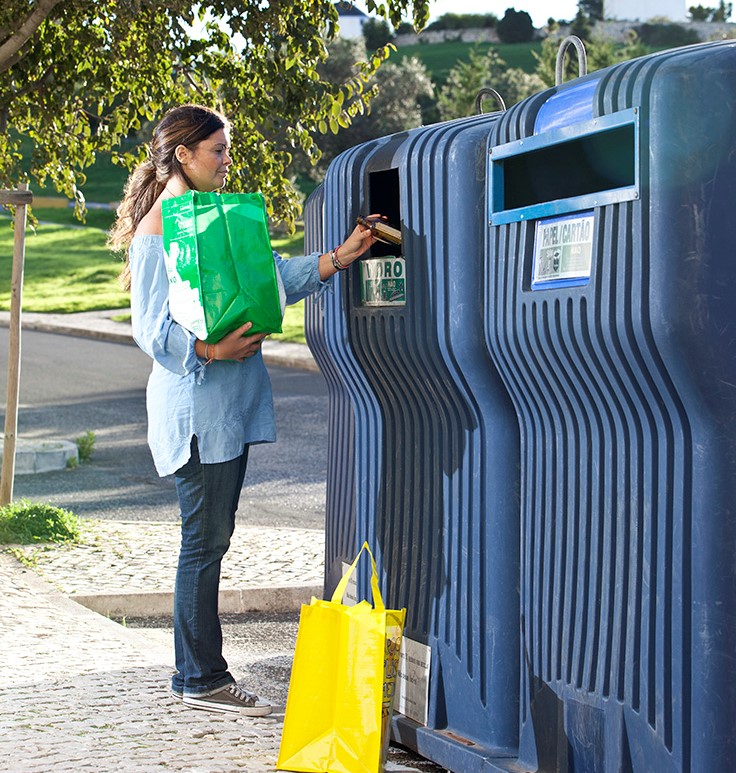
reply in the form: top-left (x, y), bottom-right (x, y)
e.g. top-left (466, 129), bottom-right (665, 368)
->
top-left (330, 245), bottom-right (348, 271)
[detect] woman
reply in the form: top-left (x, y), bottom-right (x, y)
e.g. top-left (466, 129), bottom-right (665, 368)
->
top-left (109, 104), bottom-right (378, 716)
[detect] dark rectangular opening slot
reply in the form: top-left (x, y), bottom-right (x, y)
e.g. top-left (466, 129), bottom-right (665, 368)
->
top-left (500, 123), bottom-right (635, 211)
top-left (368, 168), bottom-right (401, 258)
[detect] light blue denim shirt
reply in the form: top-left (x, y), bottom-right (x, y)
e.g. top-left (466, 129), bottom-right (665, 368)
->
top-left (129, 234), bottom-right (327, 477)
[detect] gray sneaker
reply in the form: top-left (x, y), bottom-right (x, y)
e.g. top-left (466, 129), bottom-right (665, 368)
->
top-left (182, 684), bottom-right (272, 716)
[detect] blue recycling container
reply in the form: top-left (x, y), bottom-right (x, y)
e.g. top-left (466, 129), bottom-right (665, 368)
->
top-left (485, 40), bottom-right (736, 771)
top-left (303, 184), bottom-right (359, 583)
top-left (304, 109), bottom-right (521, 768)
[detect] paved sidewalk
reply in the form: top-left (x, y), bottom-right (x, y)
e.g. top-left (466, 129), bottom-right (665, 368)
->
top-left (1, 512), bottom-right (327, 772)
top-left (1, 528), bottom-right (438, 772)
top-left (0, 551), bottom-right (288, 772)
top-left (0, 311), bottom-right (440, 773)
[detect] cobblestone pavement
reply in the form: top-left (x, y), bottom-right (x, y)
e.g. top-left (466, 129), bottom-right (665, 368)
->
top-left (1, 537), bottom-right (440, 773)
top-left (1, 519), bottom-right (319, 773)
top-left (0, 552), bottom-right (288, 772)
top-left (10, 521), bottom-right (325, 595)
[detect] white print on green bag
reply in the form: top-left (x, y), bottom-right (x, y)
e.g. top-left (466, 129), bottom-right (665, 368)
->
top-left (163, 241), bottom-right (207, 339)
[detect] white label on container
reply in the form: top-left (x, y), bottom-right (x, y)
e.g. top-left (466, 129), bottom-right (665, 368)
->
top-left (533, 212), bottom-right (594, 287)
top-left (340, 561), bottom-right (359, 607)
top-left (396, 636), bottom-right (431, 726)
top-left (360, 257), bottom-right (406, 306)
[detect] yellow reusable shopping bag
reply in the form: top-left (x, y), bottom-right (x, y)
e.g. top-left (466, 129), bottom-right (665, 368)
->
top-left (277, 542), bottom-right (406, 773)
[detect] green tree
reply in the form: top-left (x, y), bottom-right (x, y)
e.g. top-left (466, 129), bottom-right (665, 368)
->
top-left (0, 0), bottom-right (430, 229)
top-left (426, 13), bottom-right (498, 30)
top-left (437, 47), bottom-right (543, 119)
top-left (363, 17), bottom-right (394, 50)
top-left (299, 37), bottom-right (434, 176)
top-left (496, 9), bottom-right (535, 44)
top-left (571, 8), bottom-right (593, 40)
top-left (689, 4), bottom-right (714, 19)
top-left (711, 1), bottom-right (733, 20)
top-left (578, 0), bottom-right (604, 22)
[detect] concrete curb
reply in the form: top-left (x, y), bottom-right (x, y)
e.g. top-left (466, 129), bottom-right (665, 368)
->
top-left (0, 310), bottom-right (319, 371)
top-left (73, 585), bottom-right (322, 618)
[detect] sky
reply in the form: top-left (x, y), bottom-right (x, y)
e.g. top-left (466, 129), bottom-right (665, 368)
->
top-left (350, 0), bottom-right (581, 29)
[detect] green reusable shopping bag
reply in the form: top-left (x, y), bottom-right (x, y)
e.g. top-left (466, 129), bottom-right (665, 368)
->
top-left (162, 191), bottom-right (285, 343)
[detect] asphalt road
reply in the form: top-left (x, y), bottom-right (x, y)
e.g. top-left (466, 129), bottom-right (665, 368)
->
top-left (0, 327), bottom-right (330, 529)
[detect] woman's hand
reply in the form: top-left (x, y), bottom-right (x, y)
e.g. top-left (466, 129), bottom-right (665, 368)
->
top-left (339, 214), bottom-right (386, 264)
top-left (198, 322), bottom-right (267, 363)
top-left (318, 213), bottom-right (389, 279)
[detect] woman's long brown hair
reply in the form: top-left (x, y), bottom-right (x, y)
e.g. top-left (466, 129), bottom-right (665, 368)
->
top-left (108, 104), bottom-right (228, 288)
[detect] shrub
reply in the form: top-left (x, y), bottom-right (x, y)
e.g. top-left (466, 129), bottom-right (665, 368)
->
top-left (534, 28), bottom-right (648, 88)
top-left (0, 500), bottom-right (81, 544)
top-left (635, 23), bottom-right (701, 47)
top-left (426, 13), bottom-right (498, 31)
top-left (75, 430), bottom-right (96, 463)
top-left (438, 47), bottom-right (544, 119)
top-left (689, 4), bottom-right (713, 20)
top-left (571, 9), bottom-right (593, 41)
top-left (395, 22), bottom-right (415, 35)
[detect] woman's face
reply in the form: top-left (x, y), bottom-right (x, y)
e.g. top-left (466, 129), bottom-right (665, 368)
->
top-left (178, 127), bottom-right (232, 191)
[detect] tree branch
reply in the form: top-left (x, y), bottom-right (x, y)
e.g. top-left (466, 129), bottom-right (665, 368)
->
top-left (12, 62), bottom-right (55, 98)
top-left (0, 0), bottom-right (69, 74)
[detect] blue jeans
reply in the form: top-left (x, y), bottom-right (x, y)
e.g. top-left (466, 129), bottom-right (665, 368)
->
top-left (171, 437), bottom-right (249, 696)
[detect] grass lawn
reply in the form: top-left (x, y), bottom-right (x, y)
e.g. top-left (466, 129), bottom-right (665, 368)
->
top-left (0, 212), bottom-right (309, 344)
top-left (270, 230), bottom-right (308, 344)
top-left (0, 220), bottom-right (129, 312)
top-left (393, 40), bottom-right (542, 84)
top-left (27, 206), bottom-right (117, 231)
top-left (76, 154), bottom-right (129, 203)
top-left (18, 133), bottom-right (131, 204)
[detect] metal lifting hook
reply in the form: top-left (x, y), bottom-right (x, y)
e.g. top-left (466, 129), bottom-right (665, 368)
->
top-left (555, 35), bottom-right (588, 86)
top-left (475, 87), bottom-right (507, 115)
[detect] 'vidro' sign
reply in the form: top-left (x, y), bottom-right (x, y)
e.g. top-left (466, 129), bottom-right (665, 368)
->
top-left (360, 256), bottom-right (406, 306)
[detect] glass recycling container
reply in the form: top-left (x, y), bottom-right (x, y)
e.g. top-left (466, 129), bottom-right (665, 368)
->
top-left (304, 108), bottom-right (521, 771)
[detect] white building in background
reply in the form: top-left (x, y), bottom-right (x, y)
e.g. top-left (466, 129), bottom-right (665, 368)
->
top-left (605, 0), bottom-right (689, 21)
top-left (335, 2), bottom-right (370, 39)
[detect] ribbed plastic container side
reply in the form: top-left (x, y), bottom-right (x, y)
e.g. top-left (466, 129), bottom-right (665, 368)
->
top-left (487, 40), bottom-right (736, 772)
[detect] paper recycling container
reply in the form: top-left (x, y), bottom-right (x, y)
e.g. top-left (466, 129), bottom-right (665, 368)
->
top-left (304, 110), bottom-right (521, 770)
top-left (485, 40), bottom-right (736, 772)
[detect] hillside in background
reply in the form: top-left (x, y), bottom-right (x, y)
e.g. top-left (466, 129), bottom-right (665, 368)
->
top-left (392, 40), bottom-right (541, 83)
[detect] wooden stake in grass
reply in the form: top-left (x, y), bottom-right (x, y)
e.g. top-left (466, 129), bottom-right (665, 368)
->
top-left (0, 184), bottom-right (32, 505)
